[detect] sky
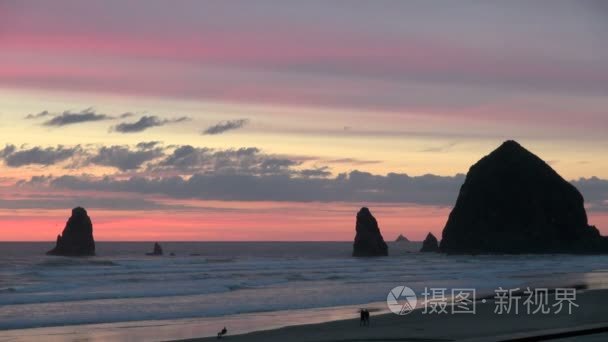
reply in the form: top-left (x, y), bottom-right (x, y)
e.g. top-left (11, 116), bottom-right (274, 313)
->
top-left (0, 0), bottom-right (607, 241)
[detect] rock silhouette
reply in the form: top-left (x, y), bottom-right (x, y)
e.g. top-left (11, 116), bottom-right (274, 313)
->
top-left (395, 234), bottom-right (410, 242)
top-left (420, 232), bottom-right (440, 252)
top-left (46, 207), bottom-right (95, 256)
top-left (353, 207), bottom-right (388, 256)
top-left (146, 242), bottom-right (164, 256)
top-left (441, 140), bottom-right (608, 254)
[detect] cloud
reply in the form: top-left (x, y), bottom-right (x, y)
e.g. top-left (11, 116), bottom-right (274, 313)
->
top-left (42, 108), bottom-right (112, 126)
top-left (202, 119), bottom-right (249, 135)
top-left (136, 141), bottom-right (162, 150)
top-left (25, 110), bottom-right (51, 119)
top-left (42, 171), bottom-right (608, 212)
top-left (152, 145), bottom-right (299, 176)
top-left (88, 145), bottom-right (164, 171)
top-left (119, 112), bottom-right (135, 118)
top-left (112, 115), bottom-right (190, 133)
top-left (325, 158), bottom-right (382, 165)
top-left (0, 187), bottom-right (192, 211)
top-left (0, 144), bottom-right (81, 167)
top-left (0, 142), bottom-right (310, 175)
top-left (572, 177), bottom-right (608, 213)
top-left (299, 166), bottom-right (332, 178)
top-left (420, 142), bottom-right (459, 153)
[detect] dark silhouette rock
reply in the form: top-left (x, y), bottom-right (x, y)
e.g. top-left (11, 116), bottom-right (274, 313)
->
top-left (46, 207), bottom-right (95, 256)
top-left (441, 140), bottom-right (608, 254)
top-left (353, 207), bottom-right (388, 256)
top-left (395, 234), bottom-right (410, 242)
top-left (420, 233), bottom-right (440, 252)
top-left (146, 242), bottom-right (164, 256)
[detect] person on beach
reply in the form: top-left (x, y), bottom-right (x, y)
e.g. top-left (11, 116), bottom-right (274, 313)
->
top-left (364, 309), bottom-right (370, 326)
top-left (217, 326), bottom-right (227, 338)
top-left (359, 309), bottom-right (365, 326)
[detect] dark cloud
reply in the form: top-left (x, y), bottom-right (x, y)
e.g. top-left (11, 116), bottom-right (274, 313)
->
top-left (202, 119), bottom-right (249, 135)
top-left (0, 144), bottom-right (81, 167)
top-left (88, 145), bottom-right (163, 171)
top-left (112, 115), bottom-right (190, 133)
top-left (299, 166), bottom-right (332, 178)
top-left (25, 110), bottom-right (51, 119)
top-left (0, 144), bottom-right (16, 158)
top-left (42, 108), bottom-right (112, 126)
top-left (136, 141), bottom-right (162, 150)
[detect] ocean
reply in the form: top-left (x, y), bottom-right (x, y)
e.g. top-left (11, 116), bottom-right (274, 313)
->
top-left (1, 241), bottom-right (608, 341)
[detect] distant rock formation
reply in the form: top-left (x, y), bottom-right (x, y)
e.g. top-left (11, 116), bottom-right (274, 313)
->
top-left (46, 207), bottom-right (95, 256)
top-left (420, 233), bottom-right (440, 252)
top-left (146, 242), bottom-right (164, 256)
top-left (441, 140), bottom-right (608, 254)
top-left (353, 207), bottom-right (388, 256)
top-left (395, 234), bottom-right (410, 242)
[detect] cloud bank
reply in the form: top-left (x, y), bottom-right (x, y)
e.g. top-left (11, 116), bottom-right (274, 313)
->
top-left (0, 145), bottom-right (81, 167)
top-left (2, 142), bottom-right (605, 212)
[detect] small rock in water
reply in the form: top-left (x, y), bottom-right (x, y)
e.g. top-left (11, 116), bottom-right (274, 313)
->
top-left (146, 242), bottom-right (164, 256)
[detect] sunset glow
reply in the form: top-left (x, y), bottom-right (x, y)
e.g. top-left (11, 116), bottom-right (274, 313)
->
top-left (1, 1), bottom-right (607, 240)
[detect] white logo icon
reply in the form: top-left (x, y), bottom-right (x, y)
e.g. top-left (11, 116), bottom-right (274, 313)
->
top-left (387, 286), bottom-right (417, 315)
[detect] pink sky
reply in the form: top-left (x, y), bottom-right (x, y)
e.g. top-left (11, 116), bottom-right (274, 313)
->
top-left (0, 1), bottom-right (607, 241)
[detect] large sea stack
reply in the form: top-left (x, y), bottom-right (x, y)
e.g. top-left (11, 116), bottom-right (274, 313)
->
top-left (47, 207), bottom-right (95, 256)
top-left (353, 207), bottom-right (388, 256)
top-left (441, 140), bottom-right (607, 254)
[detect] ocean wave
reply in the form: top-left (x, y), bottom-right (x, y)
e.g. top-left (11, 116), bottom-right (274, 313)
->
top-left (36, 258), bottom-right (119, 268)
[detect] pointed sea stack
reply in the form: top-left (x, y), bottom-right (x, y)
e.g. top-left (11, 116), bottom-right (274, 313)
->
top-left (395, 234), bottom-right (410, 242)
top-left (441, 140), bottom-right (607, 254)
top-left (47, 207), bottom-right (95, 256)
top-left (353, 207), bottom-right (388, 256)
top-left (420, 233), bottom-right (440, 252)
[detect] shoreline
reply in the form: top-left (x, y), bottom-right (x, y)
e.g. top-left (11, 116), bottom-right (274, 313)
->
top-left (2, 257), bottom-right (607, 342)
top-left (2, 282), bottom-right (604, 342)
top-left (0, 301), bottom-right (390, 342)
top-left (178, 288), bottom-right (608, 342)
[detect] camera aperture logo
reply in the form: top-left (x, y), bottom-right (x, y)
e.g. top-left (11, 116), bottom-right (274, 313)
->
top-left (387, 286), bottom-right (417, 315)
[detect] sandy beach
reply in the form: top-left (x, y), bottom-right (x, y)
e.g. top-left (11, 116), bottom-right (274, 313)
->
top-left (179, 289), bottom-right (608, 342)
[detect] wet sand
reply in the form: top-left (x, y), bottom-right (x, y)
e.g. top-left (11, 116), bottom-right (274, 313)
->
top-left (179, 289), bottom-right (608, 342)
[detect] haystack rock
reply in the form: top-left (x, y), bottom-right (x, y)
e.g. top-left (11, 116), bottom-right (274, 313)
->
top-left (47, 207), bottom-right (95, 256)
top-left (420, 232), bottom-right (440, 252)
top-left (441, 140), bottom-right (607, 254)
top-left (353, 207), bottom-right (388, 256)
top-left (395, 234), bottom-right (410, 242)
